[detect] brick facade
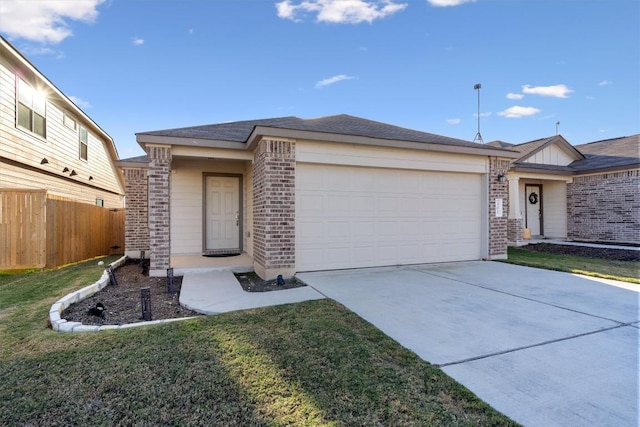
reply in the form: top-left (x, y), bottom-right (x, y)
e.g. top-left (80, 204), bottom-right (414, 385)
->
top-left (489, 158), bottom-right (511, 258)
top-left (567, 170), bottom-right (640, 244)
top-left (148, 145), bottom-right (172, 275)
top-left (507, 218), bottom-right (523, 243)
top-left (252, 138), bottom-right (296, 279)
top-left (122, 168), bottom-right (149, 257)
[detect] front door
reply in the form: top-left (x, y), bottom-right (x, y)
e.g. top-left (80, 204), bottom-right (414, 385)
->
top-left (525, 184), bottom-right (542, 236)
top-left (205, 176), bottom-right (240, 250)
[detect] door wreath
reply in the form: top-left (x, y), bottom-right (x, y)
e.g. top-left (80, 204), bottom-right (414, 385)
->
top-left (528, 192), bottom-right (539, 204)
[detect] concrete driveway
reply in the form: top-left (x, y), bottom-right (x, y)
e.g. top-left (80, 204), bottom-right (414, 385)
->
top-left (298, 261), bottom-right (639, 427)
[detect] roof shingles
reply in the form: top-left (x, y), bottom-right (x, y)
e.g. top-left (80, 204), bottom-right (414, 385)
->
top-left (137, 114), bottom-right (509, 151)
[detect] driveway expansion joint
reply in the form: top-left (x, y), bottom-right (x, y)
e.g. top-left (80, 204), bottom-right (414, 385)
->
top-left (435, 323), bottom-right (631, 368)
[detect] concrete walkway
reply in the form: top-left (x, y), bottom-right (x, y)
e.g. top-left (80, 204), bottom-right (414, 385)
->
top-left (298, 262), bottom-right (639, 427)
top-left (179, 270), bottom-right (324, 314)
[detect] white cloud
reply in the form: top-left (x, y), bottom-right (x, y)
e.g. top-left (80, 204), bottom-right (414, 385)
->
top-left (428, 0), bottom-right (475, 6)
top-left (0, 0), bottom-right (105, 44)
top-left (598, 80), bottom-right (613, 86)
top-left (498, 106), bottom-right (541, 118)
top-left (276, 0), bottom-right (407, 24)
top-left (68, 96), bottom-right (91, 109)
top-left (522, 84), bottom-right (573, 98)
top-left (447, 118), bottom-right (461, 124)
top-left (506, 92), bottom-right (524, 100)
top-left (315, 74), bottom-right (355, 88)
top-left (132, 38), bottom-right (144, 46)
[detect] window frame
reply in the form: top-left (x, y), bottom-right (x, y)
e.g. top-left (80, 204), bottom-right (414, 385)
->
top-left (16, 78), bottom-right (47, 139)
top-left (63, 113), bottom-right (77, 131)
top-left (79, 126), bottom-right (88, 161)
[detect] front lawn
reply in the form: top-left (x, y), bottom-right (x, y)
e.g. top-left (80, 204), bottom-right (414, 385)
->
top-left (504, 247), bottom-right (639, 284)
top-left (0, 258), bottom-right (518, 426)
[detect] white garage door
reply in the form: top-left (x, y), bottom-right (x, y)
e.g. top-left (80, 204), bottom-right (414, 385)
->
top-left (296, 164), bottom-right (483, 271)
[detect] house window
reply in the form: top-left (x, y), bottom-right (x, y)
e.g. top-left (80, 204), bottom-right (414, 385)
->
top-left (63, 113), bottom-right (77, 130)
top-left (17, 78), bottom-right (46, 138)
top-left (96, 198), bottom-right (104, 207)
top-left (79, 126), bottom-right (88, 160)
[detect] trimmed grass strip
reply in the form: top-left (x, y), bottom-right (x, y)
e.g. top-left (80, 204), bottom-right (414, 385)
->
top-left (503, 247), bottom-right (639, 284)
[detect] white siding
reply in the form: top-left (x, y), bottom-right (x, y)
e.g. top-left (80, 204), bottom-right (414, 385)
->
top-left (170, 158), bottom-right (248, 255)
top-left (543, 181), bottom-right (567, 238)
top-left (296, 140), bottom-right (488, 173)
top-left (523, 144), bottom-right (574, 166)
top-left (519, 179), bottom-right (567, 238)
top-left (0, 49), bottom-right (124, 204)
top-left (1, 160), bottom-right (122, 207)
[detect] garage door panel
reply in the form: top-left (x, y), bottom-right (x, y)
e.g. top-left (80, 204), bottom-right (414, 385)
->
top-left (296, 164), bottom-right (482, 271)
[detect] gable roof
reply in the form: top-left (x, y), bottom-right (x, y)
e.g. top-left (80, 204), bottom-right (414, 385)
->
top-left (136, 114), bottom-right (519, 158)
top-left (508, 135), bottom-right (584, 164)
top-left (571, 134), bottom-right (640, 172)
top-left (498, 133), bottom-right (639, 175)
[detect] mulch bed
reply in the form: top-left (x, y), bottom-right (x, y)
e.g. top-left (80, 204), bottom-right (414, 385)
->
top-left (521, 242), bottom-right (639, 262)
top-left (234, 272), bottom-right (306, 292)
top-left (62, 260), bottom-right (202, 326)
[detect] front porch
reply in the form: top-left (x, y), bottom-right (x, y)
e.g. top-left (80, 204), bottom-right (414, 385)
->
top-left (507, 173), bottom-right (572, 246)
top-left (171, 252), bottom-right (254, 277)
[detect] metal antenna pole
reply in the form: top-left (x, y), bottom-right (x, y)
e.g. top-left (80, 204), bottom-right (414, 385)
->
top-left (556, 121), bottom-right (560, 135)
top-left (473, 83), bottom-right (484, 143)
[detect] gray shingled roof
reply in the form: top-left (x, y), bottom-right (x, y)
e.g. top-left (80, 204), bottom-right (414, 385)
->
top-left (502, 134), bottom-right (639, 173)
top-left (571, 134), bottom-right (640, 171)
top-left (138, 114), bottom-right (509, 151)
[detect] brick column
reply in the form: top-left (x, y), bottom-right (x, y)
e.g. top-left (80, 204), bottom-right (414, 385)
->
top-left (252, 138), bottom-right (296, 280)
top-left (122, 168), bottom-right (149, 258)
top-left (506, 175), bottom-right (523, 244)
top-left (489, 158), bottom-right (510, 259)
top-left (148, 145), bottom-right (171, 276)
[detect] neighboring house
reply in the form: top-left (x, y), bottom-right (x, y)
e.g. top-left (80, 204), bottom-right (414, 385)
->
top-left (118, 114), bottom-right (518, 278)
top-left (0, 36), bottom-right (124, 208)
top-left (489, 134), bottom-right (639, 245)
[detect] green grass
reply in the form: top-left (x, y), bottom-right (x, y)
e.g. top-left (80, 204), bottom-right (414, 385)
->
top-left (0, 257), bottom-right (519, 426)
top-left (504, 247), bottom-right (640, 284)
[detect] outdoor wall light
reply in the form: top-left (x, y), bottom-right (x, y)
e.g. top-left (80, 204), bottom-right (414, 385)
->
top-left (497, 174), bottom-right (507, 183)
top-left (40, 158), bottom-right (49, 164)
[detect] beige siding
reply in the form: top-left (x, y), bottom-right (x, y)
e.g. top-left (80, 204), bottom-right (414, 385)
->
top-left (543, 181), bottom-right (567, 238)
top-left (296, 140), bottom-right (488, 173)
top-left (523, 144), bottom-right (574, 166)
top-left (1, 158), bottom-right (122, 208)
top-left (0, 50), bottom-right (124, 205)
top-left (518, 179), bottom-right (567, 238)
top-left (170, 158), bottom-right (248, 255)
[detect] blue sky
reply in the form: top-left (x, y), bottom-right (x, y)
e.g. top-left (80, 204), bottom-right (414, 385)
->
top-left (1, 0), bottom-right (638, 158)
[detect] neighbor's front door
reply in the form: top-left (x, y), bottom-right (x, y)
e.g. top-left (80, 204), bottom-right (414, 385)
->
top-left (525, 184), bottom-right (542, 236)
top-left (205, 176), bottom-right (240, 250)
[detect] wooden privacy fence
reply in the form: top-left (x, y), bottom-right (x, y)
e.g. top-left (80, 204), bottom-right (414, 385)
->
top-left (0, 190), bottom-right (124, 270)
